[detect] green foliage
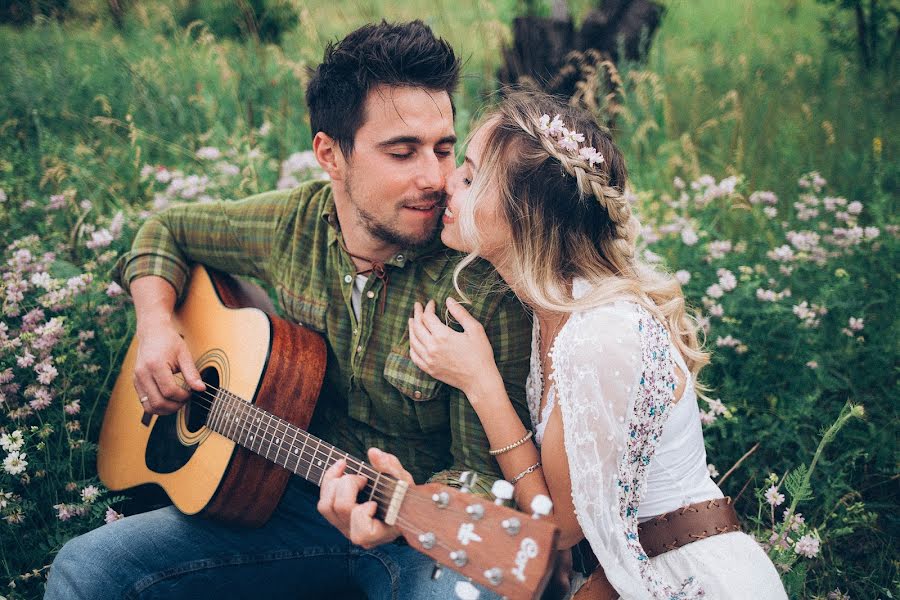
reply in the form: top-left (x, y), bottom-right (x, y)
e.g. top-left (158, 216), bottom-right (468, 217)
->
top-left (0, 1), bottom-right (896, 598)
top-left (0, 0), bottom-right (70, 27)
top-left (176, 0), bottom-right (300, 44)
top-left (816, 0), bottom-right (900, 72)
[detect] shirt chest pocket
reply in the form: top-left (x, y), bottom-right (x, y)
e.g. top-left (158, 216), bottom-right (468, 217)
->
top-left (278, 285), bottom-right (328, 333)
top-left (383, 351), bottom-right (448, 433)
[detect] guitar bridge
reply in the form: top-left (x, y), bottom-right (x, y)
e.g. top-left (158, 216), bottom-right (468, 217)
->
top-left (384, 479), bottom-right (408, 526)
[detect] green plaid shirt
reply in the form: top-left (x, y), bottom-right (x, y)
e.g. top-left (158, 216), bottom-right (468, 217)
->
top-left (115, 180), bottom-right (532, 495)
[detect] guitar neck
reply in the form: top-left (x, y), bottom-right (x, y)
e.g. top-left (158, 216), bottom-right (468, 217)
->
top-left (206, 389), bottom-right (399, 520)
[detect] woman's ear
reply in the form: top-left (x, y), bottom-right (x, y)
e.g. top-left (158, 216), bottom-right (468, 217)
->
top-left (313, 132), bottom-right (345, 182)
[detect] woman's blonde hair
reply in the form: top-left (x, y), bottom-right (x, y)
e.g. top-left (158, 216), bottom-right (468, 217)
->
top-left (454, 91), bottom-right (709, 378)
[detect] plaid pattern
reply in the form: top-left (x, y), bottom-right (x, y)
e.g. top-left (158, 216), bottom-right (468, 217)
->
top-left (115, 180), bottom-right (532, 496)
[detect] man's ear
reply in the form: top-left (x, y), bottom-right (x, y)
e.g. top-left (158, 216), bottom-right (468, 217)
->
top-left (313, 132), bottom-right (345, 182)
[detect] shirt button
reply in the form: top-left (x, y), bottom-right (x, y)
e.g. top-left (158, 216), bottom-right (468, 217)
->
top-left (356, 345), bottom-right (363, 353)
top-left (413, 390), bottom-right (422, 399)
top-left (396, 254), bottom-right (404, 261)
top-left (366, 290), bottom-right (376, 299)
top-left (353, 328), bottom-right (359, 335)
top-left (343, 274), bottom-right (352, 283)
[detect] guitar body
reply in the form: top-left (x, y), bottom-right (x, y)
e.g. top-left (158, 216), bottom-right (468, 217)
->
top-left (97, 265), bottom-right (327, 526)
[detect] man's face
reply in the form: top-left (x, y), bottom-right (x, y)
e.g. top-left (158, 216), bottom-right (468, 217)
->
top-left (341, 85), bottom-right (457, 249)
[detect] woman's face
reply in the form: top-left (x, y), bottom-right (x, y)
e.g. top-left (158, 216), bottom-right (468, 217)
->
top-left (441, 121), bottom-right (511, 262)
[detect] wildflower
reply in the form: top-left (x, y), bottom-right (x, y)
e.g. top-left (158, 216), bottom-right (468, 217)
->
top-left (53, 503), bottom-right (75, 521)
top-left (794, 533), bottom-right (821, 558)
top-left (706, 284), bottom-right (724, 299)
top-left (0, 431), bottom-right (24, 452)
top-left (674, 270), bottom-right (691, 285)
top-left (705, 398), bottom-right (727, 415)
top-left (3, 451), bottom-right (27, 476)
top-left (257, 121), bottom-right (272, 137)
top-left (826, 589), bottom-right (850, 600)
top-left (5, 509), bottom-right (25, 524)
top-left (195, 146), bottom-right (222, 161)
top-left (756, 288), bottom-right (778, 302)
top-left (707, 464), bottom-right (719, 478)
top-left (81, 485), bottom-right (101, 503)
top-left (64, 400), bottom-right (81, 415)
top-left (715, 335), bottom-right (741, 348)
top-left (709, 304), bottom-right (724, 317)
top-left (806, 360), bottom-right (819, 369)
top-left (783, 509), bottom-right (805, 531)
top-left (717, 269), bottom-right (737, 291)
top-left (699, 410), bottom-right (717, 425)
top-left (848, 317), bottom-right (864, 331)
top-left (767, 245), bottom-right (795, 262)
top-left (34, 361), bottom-right (58, 385)
top-left (749, 190), bottom-right (778, 205)
top-left (764, 485), bottom-right (785, 506)
top-left (86, 229), bottom-right (114, 250)
top-left (16, 350), bottom-right (34, 369)
top-left (546, 114), bottom-right (565, 136)
top-left (681, 228), bottom-right (699, 246)
top-left (763, 206), bottom-right (777, 218)
top-left (846, 201), bottom-right (863, 215)
top-left (105, 282), bottom-right (124, 297)
top-left (217, 162), bottom-right (240, 177)
top-left (863, 226), bottom-right (880, 240)
top-left (673, 176), bottom-right (685, 190)
top-left (706, 240), bottom-right (733, 260)
top-left (104, 506), bottom-right (124, 523)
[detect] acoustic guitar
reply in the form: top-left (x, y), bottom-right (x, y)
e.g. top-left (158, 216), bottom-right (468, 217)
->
top-left (97, 265), bottom-right (559, 599)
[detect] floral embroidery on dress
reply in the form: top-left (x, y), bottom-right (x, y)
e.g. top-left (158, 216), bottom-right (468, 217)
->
top-left (617, 306), bottom-right (705, 598)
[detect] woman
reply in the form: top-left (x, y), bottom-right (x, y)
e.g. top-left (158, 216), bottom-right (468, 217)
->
top-left (407, 92), bottom-right (786, 599)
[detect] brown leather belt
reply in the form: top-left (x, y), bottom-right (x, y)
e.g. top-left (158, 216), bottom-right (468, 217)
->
top-left (572, 497), bottom-right (741, 600)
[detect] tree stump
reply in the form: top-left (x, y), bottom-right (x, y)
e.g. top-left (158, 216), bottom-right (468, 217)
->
top-left (498, 0), bottom-right (665, 129)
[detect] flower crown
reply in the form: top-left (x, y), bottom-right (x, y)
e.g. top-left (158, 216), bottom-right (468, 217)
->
top-left (538, 114), bottom-right (605, 168)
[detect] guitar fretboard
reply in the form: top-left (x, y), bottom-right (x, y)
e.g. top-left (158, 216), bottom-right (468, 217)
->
top-left (205, 388), bottom-right (398, 518)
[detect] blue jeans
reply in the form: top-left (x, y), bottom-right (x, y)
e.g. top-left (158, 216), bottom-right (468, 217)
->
top-left (45, 478), bottom-right (499, 600)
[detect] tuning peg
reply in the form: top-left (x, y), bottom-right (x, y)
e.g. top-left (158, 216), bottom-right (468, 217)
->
top-left (431, 491), bottom-right (450, 508)
top-left (501, 516), bottom-right (521, 535)
top-left (458, 471), bottom-right (478, 493)
top-left (449, 549), bottom-right (468, 567)
top-left (483, 567), bottom-right (503, 586)
top-left (454, 581), bottom-right (481, 600)
top-left (465, 503), bottom-right (484, 520)
top-left (431, 563), bottom-right (444, 580)
top-left (530, 494), bottom-right (553, 519)
top-left (491, 479), bottom-right (514, 505)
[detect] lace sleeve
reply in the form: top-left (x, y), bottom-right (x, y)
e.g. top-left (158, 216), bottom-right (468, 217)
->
top-left (551, 302), bottom-right (703, 599)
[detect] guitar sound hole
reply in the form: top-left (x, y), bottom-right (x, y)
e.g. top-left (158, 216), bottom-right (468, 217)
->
top-left (185, 367), bottom-right (219, 433)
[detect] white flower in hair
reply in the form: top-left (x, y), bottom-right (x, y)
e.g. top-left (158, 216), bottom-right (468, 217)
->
top-left (547, 114), bottom-right (566, 136)
top-left (579, 146), bottom-right (605, 167)
top-left (539, 114), bottom-right (551, 132)
top-left (559, 128), bottom-right (585, 152)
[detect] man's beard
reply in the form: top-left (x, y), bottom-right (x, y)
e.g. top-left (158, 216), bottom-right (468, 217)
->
top-left (347, 175), bottom-right (444, 250)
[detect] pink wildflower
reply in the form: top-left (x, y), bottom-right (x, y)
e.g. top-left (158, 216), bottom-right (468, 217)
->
top-left (674, 270), bottom-right (691, 285)
top-left (765, 485), bottom-right (785, 506)
top-left (104, 507), bottom-right (124, 523)
top-left (794, 534), bottom-right (820, 558)
top-left (848, 317), bottom-right (864, 331)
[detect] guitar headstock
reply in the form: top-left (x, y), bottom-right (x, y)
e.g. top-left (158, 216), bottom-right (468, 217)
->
top-left (395, 479), bottom-right (559, 599)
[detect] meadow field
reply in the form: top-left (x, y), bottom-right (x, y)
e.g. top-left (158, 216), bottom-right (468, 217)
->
top-left (0, 0), bottom-right (896, 598)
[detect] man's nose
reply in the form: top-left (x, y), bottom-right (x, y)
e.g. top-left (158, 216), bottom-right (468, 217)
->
top-left (416, 152), bottom-right (446, 191)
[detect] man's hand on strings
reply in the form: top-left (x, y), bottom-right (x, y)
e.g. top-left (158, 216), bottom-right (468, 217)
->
top-left (318, 448), bottom-right (414, 549)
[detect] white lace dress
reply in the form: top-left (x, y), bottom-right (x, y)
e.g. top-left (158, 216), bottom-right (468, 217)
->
top-left (527, 282), bottom-right (786, 599)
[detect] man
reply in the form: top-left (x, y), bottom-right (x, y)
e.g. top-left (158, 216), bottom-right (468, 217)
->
top-left (45, 20), bottom-right (531, 599)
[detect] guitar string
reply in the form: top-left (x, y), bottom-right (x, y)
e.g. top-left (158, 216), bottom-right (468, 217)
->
top-left (152, 381), bottom-right (488, 517)
top-left (140, 382), bottom-right (532, 573)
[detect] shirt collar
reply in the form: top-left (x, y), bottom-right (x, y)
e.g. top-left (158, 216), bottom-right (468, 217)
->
top-left (319, 186), bottom-right (454, 281)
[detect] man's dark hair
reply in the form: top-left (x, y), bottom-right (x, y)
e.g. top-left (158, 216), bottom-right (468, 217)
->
top-left (305, 20), bottom-right (461, 158)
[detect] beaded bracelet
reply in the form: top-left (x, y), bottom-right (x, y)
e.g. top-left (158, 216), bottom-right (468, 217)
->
top-left (488, 430), bottom-right (534, 456)
top-left (510, 461), bottom-right (542, 484)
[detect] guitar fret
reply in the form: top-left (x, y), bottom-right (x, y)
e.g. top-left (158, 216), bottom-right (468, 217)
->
top-left (318, 446), bottom-right (335, 486)
top-left (196, 384), bottom-right (399, 520)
